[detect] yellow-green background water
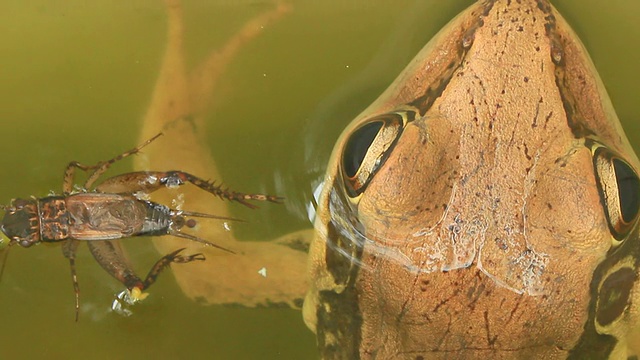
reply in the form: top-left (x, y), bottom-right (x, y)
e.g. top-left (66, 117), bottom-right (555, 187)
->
top-left (0, 0), bottom-right (638, 358)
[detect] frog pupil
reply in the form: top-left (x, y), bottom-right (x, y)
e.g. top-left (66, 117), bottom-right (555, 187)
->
top-left (343, 121), bottom-right (383, 179)
top-left (613, 158), bottom-right (640, 223)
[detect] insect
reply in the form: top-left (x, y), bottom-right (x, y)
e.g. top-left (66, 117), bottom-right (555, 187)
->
top-left (0, 133), bottom-right (281, 319)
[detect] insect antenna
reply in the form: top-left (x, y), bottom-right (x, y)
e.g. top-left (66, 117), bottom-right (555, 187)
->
top-left (0, 241), bottom-right (15, 283)
top-left (167, 230), bottom-right (235, 254)
top-left (0, 202), bottom-right (14, 283)
top-left (177, 210), bottom-right (245, 223)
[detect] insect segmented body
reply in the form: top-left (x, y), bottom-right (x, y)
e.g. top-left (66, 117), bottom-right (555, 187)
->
top-left (0, 133), bottom-right (281, 319)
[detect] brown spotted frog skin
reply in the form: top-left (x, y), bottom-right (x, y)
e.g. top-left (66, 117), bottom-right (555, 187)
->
top-left (134, 0), bottom-right (640, 358)
top-left (302, 0), bottom-right (640, 358)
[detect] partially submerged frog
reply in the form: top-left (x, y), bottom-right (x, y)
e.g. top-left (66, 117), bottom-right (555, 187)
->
top-left (137, 0), bottom-right (640, 358)
top-left (303, 1), bottom-right (640, 358)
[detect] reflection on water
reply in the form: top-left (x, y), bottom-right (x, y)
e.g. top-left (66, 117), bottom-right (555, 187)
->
top-left (0, 0), bottom-right (638, 359)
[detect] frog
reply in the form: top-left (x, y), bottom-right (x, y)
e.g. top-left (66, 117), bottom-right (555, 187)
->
top-left (134, 0), bottom-right (640, 358)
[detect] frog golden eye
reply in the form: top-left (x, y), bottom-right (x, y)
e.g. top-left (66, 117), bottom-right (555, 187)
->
top-left (593, 146), bottom-right (640, 240)
top-left (341, 112), bottom-right (409, 197)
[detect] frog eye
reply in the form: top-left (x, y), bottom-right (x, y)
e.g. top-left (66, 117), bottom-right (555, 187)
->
top-left (341, 112), bottom-right (409, 197)
top-left (593, 146), bottom-right (640, 240)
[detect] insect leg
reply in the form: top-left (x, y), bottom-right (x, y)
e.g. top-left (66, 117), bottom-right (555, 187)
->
top-left (62, 133), bottom-right (163, 194)
top-left (93, 171), bottom-right (171, 194)
top-left (140, 248), bottom-right (205, 290)
top-left (63, 161), bottom-right (99, 194)
top-left (62, 239), bottom-right (81, 321)
top-left (0, 242), bottom-right (12, 284)
top-left (160, 171), bottom-right (283, 208)
top-left (87, 240), bottom-right (145, 291)
top-left (87, 241), bottom-right (206, 294)
top-left (95, 171), bottom-right (282, 208)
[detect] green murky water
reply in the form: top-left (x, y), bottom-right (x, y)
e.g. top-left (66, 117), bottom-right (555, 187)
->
top-left (0, 0), bottom-right (638, 358)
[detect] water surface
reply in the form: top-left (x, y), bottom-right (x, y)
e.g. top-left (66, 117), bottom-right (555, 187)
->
top-left (0, 1), bottom-right (638, 358)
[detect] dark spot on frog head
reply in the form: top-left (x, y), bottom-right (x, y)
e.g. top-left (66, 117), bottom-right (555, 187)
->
top-left (596, 266), bottom-right (636, 327)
